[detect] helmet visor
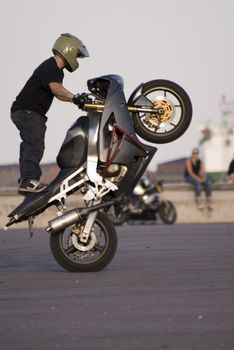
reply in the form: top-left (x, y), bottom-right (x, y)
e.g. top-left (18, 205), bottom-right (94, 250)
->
top-left (77, 43), bottom-right (89, 58)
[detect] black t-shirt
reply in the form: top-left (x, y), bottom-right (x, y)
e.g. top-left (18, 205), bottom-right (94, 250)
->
top-left (184, 159), bottom-right (201, 177)
top-left (11, 57), bottom-right (64, 115)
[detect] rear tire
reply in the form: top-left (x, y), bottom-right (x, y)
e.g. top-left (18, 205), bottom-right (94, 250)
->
top-left (50, 212), bottom-right (117, 272)
top-left (158, 201), bottom-right (177, 224)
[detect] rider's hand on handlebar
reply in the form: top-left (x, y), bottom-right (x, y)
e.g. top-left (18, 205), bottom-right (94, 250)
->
top-left (73, 93), bottom-right (90, 110)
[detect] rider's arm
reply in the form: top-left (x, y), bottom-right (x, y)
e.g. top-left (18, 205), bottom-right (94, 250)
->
top-left (49, 82), bottom-right (74, 102)
top-left (199, 161), bottom-right (206, 179)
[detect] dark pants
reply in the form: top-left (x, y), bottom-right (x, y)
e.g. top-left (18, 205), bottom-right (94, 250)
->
top-left (185, 175), bottom-right (212, 198)
top-left (11, 110), bottom-right (47, 181)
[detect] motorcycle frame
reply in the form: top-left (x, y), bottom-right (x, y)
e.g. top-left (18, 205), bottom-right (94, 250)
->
top-left (5, 75), bottom-right (157, 234)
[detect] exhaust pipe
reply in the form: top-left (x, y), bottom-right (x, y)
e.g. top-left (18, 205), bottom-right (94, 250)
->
top-left (46, 208), bottom-right (85, 234)
top-left (46, 199), bottom-right (116, 234)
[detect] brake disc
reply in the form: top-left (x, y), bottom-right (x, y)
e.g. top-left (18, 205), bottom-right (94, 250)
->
top-left (68, 225), bottom-right (97, 252)
top-left (146, 96), bottom-right (175, 128)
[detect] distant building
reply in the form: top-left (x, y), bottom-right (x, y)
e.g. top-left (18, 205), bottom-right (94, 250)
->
top-left (199, 96), bottom-right (234, 180)
top-left (0, 163), bottom-right (59, 187)
top-left (156, 157), bottom-right (186, 182)
top-left (0, 164), bottom-right (20, 187)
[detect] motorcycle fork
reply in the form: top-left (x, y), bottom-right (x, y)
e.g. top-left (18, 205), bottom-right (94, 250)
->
top-left (79, 198), bottom-right (102, 243)
top-left (79, 210), bottom-right (98, 243)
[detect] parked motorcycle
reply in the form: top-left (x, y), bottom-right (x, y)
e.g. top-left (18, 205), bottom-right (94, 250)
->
top-left (5, 75), bottom-right (192, 272)
top-left (107, 178), bottom-right (177, 225)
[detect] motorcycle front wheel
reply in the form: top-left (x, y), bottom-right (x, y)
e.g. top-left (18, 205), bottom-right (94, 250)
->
top-left (50, 212), bottom-right (117, 272)
top-left (130, 80), bottom-right (192, 144)
top-left (158, 201), bottom-right (177, 224)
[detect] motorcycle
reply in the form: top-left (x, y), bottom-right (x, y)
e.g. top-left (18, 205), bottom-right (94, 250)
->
top-left (106, 178), bottom-right (177, 225)
top-left (5, 75), bottom-right (192, 272)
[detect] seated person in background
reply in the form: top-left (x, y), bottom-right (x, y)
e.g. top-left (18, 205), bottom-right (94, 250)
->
top-left (184, 148), bottom-right (213, 210)
top-left (226, 158), bottom-right (234, 184)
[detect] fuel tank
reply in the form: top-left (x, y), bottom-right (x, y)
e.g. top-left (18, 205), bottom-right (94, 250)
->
top-left (57, 116), bottom-right (88, 168)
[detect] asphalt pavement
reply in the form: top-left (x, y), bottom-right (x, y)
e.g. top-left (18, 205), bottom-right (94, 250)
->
top-left (0, 223), bottom-right (234, 350)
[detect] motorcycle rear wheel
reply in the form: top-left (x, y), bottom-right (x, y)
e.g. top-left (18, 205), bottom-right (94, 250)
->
top-left (50, 212), bottom-right (117, 272)
top-left (130, 80), bottom-right (192, 144)
top-left (158, 201), bottom-right (177, 224)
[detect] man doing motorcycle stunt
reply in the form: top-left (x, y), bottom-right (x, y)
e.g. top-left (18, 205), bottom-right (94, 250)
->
top-left (11, 33), bottom-right (89, 194)
top-left (7, 69), bottom-right (193, 272)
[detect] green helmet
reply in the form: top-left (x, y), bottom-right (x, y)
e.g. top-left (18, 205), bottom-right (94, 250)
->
top-left (52, 33), bottom-right (89, 72)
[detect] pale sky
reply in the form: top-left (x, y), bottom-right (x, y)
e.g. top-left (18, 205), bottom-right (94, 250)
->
top-left (1, 0), bottom-right (234, 171)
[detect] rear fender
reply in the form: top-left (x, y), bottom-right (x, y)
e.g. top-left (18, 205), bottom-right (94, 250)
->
top-left (127, 82), bottom-right (153, 107)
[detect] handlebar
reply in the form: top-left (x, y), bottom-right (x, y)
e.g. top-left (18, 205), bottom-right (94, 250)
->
top-left (83, 101), bottom-right (163, 114)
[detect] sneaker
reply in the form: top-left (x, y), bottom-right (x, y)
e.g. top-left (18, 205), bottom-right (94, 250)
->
top-left (207, 198), bottom-right (214, 210)
top-left (196, 198), bottom-right (204, 210)
top-left (18, 179), bottom-right (46, 194)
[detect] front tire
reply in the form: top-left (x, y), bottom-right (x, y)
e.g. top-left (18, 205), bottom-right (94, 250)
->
top-left (130, 80), bottom-right (192, 144)
top-left (50, 212), bottom-right (117, 272)
top-left (158, 201), bottom-right (177, 224)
